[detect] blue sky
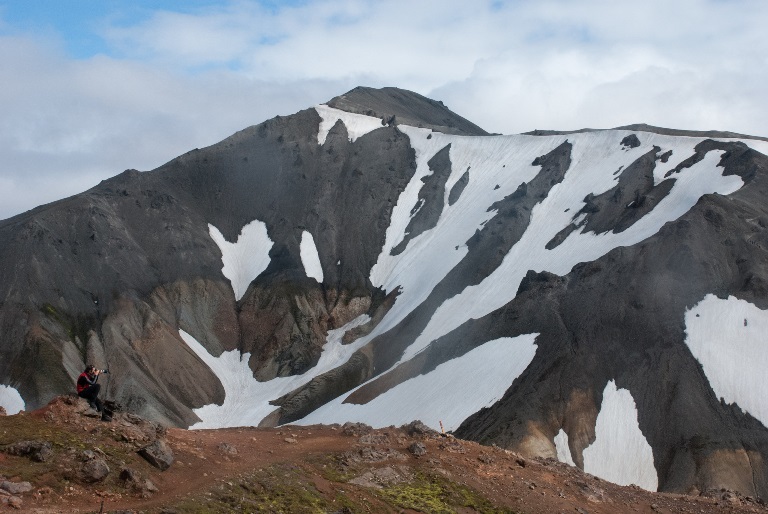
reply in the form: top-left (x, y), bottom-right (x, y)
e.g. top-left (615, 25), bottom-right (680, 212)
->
top-left (1, 0), bottom-right (767, 220)
top-left (1, 1), bottom-right (233, 57)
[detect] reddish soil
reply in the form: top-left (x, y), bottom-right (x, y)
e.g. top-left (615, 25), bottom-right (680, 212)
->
top-left (2, 398), bottom-right (768, 513)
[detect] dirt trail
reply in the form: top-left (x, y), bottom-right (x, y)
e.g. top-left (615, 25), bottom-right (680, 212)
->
top-left (2, 399), bottom-right (768, 513)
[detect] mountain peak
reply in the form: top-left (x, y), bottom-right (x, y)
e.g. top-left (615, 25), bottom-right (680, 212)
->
top-left (326, 86), bottom-right (489, 136)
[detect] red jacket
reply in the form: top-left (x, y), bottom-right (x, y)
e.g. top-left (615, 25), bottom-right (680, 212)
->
top-left (76, 372), bottom-right (96, 393)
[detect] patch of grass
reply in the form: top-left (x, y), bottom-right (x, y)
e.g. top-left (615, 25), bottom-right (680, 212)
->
top-left (377, 472), bottom-right (514, 514)
top-left (173, 463), bottom-right (330, 513)
top-left (313, 454), bottom-right (355, 483)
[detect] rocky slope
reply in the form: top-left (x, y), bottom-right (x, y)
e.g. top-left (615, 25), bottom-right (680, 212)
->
top-left (2, 400), bottom-right (768, 513)
top-left (1, 86), bottom-right (768, 497)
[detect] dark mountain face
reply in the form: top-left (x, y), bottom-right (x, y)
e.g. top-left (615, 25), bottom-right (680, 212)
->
top-left (2, 86), bottom-right (768, 496)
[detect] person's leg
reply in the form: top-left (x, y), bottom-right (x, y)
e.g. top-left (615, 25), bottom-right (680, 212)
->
top-left (78, 384), bottom-right (102, 411)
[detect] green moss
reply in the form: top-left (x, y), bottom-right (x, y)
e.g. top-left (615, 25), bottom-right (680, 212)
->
top-left (377, 472), bottom-right (514, 514)
top-left (173, 463), bottom-right (329, 514)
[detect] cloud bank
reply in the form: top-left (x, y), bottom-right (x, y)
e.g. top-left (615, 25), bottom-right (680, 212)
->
top-left (1, 0), bottom-right (766, 220)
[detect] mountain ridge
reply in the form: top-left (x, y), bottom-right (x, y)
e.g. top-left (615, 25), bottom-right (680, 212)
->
top-left (1, 87), bottom-right (768, 497)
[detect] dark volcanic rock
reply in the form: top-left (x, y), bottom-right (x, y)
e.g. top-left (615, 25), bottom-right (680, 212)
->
top-left (408, 442), bottom-right (427, 456)
top-left (3, 441), bottom-right (53, 462)
top-left (621, 134), bottom-right (641, 148)
top-left (327, 86), bottom-right (488, 136)
top-left (81, 458), bottom-right (110, 483)
top-left (448, 169), bottom-right (470, 206)
top-left (138, 439), bottom-right (174, 471)
top-left (391, 144), bottom-right (453, 255)
top-left (574, 146), bottom-right (675, 235)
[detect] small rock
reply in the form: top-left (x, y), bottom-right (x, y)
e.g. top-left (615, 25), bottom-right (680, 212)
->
top-left (81, 458), bottom-right (110, 483)
top-left (138, 439), bottom-right (174, 471)
top-left (478, 453), bottom-right (493, 464)
top-left (516, 457), bottom-right (527, 467)
top-left (408, 442), bottom-right (427, 457)
top-left (217, 442), bottom-right (238, 455)
top-left (358, 433), bottom-right (390, 445)
top-left (0, 482), bottom-right (33, 495)
top-left (341, 422), bottom-right (372, 436)
top-left (144, 479), bottom-right (159, 493)
top-left (0, 406), bottom-right (6, 416)
top-left (8, 496), bottom-right (22, 509)
top-left (120, 467), bottom-right (140, 483)
top-left (284, 437), bottom-right (297, 444)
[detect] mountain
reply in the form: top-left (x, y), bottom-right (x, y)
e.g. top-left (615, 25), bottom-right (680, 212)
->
top-left (1, 86), bottom-right (768, 497)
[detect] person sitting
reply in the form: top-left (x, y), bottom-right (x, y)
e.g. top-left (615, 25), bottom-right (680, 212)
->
top-left (76, 365), bottom-right (110, 421)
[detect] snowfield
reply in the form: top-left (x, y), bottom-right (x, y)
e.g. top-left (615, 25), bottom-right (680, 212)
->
top-left (0, 385), bottom-right (25, 415)
top-left (296, 334), bottom-right (538, 431)
top-left (300, 230), bottom-right (324, 282)
top-left (209, 220), bottom-right (273, 301)
top-left (554, 429), bottom-right (576, 466)
top-left (685, 294), bottom-right (768, 428)
top-left (316, 104), bottom-right (385, 145)
top-left (182, 314), bottom-right (371, 429)
top-left (581, 381), bottom-right (658, 491)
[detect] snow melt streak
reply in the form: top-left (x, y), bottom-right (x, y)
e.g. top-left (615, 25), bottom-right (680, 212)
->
top-left (182, 314), bottom-right (371, 429)
top-left (685, 294), bottom-right (768, 428)
top-left (297, 334), bottom-right (538, 432)
top-left (209, 220), bottom-right (273, 301)
top-left (0, 385), bottom-right (24, 415)
top-left (315, 105), bottom-right (384, 145)
top-left (582, 381), bottom-right (658, 491)
top-left (554, 429), bottom-right (575, 466)
top-left (300, 231), bottom-right (324, 282)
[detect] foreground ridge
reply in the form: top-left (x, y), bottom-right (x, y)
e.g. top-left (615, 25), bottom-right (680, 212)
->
top-left (2, 398), bottom-right (767, 512)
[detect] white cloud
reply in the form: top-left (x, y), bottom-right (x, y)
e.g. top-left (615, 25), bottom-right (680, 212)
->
top-left (1, 0), bottom-right (767, 219)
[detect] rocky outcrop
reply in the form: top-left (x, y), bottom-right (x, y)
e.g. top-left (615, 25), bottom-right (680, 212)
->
top-left (138, 439), bottom-right (174, 471)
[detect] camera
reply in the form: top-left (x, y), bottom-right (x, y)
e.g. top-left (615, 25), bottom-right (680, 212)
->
top-left (98, 369), bottom-right (109, 374)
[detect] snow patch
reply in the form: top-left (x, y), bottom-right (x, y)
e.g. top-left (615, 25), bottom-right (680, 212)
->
top-left (182, 314), bottom-right (371, 429)
top-left (315, 105), bottom-right (384, 146)
top-left (0, 385), bottom-right (24, 415)
top-left (582, 381), bottom-right (658, 491)
top-left (296, 334), bottom-right (538, 432)
top-left (209, 220), bottom-right (273, 301)
top-left (685, 294), bottom-right (768, 427)
top-left (300, 231), bottom-right (323, 282)
top-left (390, 132), bottom-right (743, 363)
top-left (554, 429), bottom-right (575, 466)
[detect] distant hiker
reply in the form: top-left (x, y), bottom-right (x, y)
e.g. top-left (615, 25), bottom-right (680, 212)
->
top-left (77, 365), bottom-right (111, 421)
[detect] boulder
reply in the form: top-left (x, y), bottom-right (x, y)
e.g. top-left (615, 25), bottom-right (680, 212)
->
top-left (0, 481), bottom-right (32, 495)
top-left (2, 441), bottom-right (53, 462)
top-left (138, 439), bottom-right (174, 471)
top-left (81, 458), bottom-right (110, 483)
top-left (401, 420), bottom-right (438, 437)
top-left (341, 422), bottom-right (372, 436)
top-left (408, 442), bottom-right (427, 456)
